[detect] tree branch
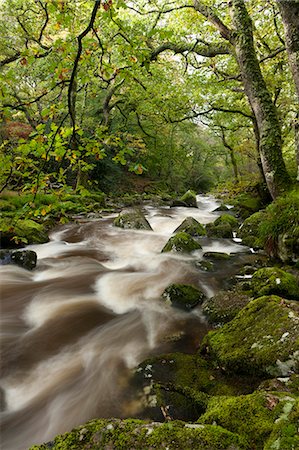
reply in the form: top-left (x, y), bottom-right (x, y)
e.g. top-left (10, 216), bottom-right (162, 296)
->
top-left (193, 0), bottom-right (232, 41)
top-left (149, 41), bottom-right (231, 62)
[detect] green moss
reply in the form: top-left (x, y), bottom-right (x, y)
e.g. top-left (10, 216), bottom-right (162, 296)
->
top-left (161, 232), bottom-right (201, 253)
top-left (162, 284), bottom-right (206, 310)
top-left (30, 419), bottom-right (248, 450)
top-left (206, 222), bottom-right (233, 238)
top-left (174, 217), bottom-right (206, 237)
top-left (214, 214), bottom-right (239, 230)
top-left (201, 296), bottom-right (299, 377)
top-left (197, 391), bottom-right (297, 449)
top-left (113, 209), bottom-right (152, 230)
top-left (251, 267), bottom-right (299, 300)
top-left (203, 252), bottom-right (231, 260)
top-left (0, 218), bottom-right (48, 247)
top-left (179, 189), bottom-right (197, 207)
top-left (237, 210), bottom-right (266, 248)
top-left (264, 398), bottom-right (299, 450)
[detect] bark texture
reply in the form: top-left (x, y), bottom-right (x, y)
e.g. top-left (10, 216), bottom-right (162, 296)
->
top-left (229, 0), bottom-right (291, 198)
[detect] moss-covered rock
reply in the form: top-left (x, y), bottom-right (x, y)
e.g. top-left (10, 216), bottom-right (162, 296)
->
top-left (264, 397), bottom-right (299, 450)
top-left (162, 284), bottom-right (206, 310)
top-left (201, 296), bottom-right (299, 377)
top-left (30, 418), bottom-right (248, 450)
top-left (195, 260), bottom-right (214, 271)
top-left (251, 267), bottom-right (299, 300)
top-left (174, 217), bottom-right (206, 237)
top-left (203, 252), bottom-right (231, 261)
top-left (161, 232), bottom-right (201, 253)
top-left (113, 209), bottom-right (152, 230)
top-left (205, 222), bottom-right (233, 238)
top-left (0, 218), bottom-right (48, 247)
top-left (202, 290), bottom-right (251, 325)
top-left (213, 204), bottom-right (230, 212)
top-left (237, 211), bottom-right (266, 248)
top-left (233, 194), bottom-right (262, 219)
top-left (197, 391), bottom-right (297, 449)
top-left (214, 214), bottom-right (239, 231)
top-left (179, 189), bottom-right (198, 207)
top-left (258, 373), bottom-right (299, 395)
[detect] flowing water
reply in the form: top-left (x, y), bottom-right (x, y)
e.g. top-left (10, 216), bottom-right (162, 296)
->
top-left (0, 195), bottom-right (252, 450)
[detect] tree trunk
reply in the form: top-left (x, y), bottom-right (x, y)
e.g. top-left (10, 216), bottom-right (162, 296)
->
top-left (276, 0), bottom-right (299, 180)
top-left (229, 0), bottom-right (291, 198)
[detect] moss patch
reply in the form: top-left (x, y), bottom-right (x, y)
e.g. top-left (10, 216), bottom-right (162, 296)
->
top-left (30, 419), bottom-right (248, 450)
top-left (201, 296), bottom-right (299, 377)
top-left (161, 232), bottom-right (201, 253)
top-left (113, 209), bottom-right (152, 230)
top-left (251, 267), bottom-right (299, 300)
top-left (174, 217), bottom-right (206, 237)
top-left (162, 284), bottom-right (206, 310)
top-left (0, 218), bottom-right (48, 247)
top-left (197, 391), bottom-right (297, 449)
top-left (237, 210), bottom-right (266, 248)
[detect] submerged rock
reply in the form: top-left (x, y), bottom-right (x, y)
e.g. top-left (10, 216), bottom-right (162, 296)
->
top-left (162, 284), bottom-right (206, 310)
top-left (201, 296), bottom-right (299, 377)
top-left (251, 267), bottom-right (299, 300)
top-left (202, 290), bottom-right (251, 325)
top-left (113, 209), bottom-right (152, 230)
top-left (174, 217), bottom-right (206, 237)
top-left (203, 252), bottom-right (230, 261)
top-left (161, 232), bottom-right (201, 253)
top-left (0, 249), bottom-right (37, 270)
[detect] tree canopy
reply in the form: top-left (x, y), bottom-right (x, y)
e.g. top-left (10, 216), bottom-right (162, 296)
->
top-left (0, 0), bottom-right (298, 197)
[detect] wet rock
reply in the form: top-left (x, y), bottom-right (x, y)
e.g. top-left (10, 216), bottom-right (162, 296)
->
top-left (251, 267), bottom-right (299, 300)
top-left (203, 252), bottom-right (230, 261)
top-left (162, 284), bottom-right (206, 310)
top-left (113, 209), bottom-right (152, 230)
top-left (161, 232), bottom-right (201, 253)
top-left (213, 204), bottom-right (229, 212)
top-left (29, 417), bottom-right (248, 450)
top-left (0, 249), bottom-right (37, 270)
top-left (179, 190), bottom-right (198, 207)
top-left (202, 290), bottom-right (251, 325)
top-left (195, 260), bottom-right (214, 272)
top-left (197, 390), bottom-right (297, 450)
top-left (237, 211), bottom-right (265, 248)
top-left (201, 295), bottom-right (299, 377)
top-left (170, 199), bottom-right (189, 207)
top-left (277, 229), bottom-right (299, 263)
top-left (206, 214), bottom-right (238, 239)
top-left (174, 217), bottom-right (206, 237)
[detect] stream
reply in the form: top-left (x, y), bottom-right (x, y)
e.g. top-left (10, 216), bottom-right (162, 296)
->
top-left (0, 195), bottom-right (253, 450)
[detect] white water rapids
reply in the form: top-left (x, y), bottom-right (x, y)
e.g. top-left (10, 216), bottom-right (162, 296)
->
top-left (0, 195), bottom-right (250, 449)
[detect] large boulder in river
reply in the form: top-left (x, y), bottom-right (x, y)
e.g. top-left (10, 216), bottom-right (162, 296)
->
top-left (113, 209), bottom-right (152, 230)
top-left (162, 284), bottom-right (206, 310)
top-left (201, 295), bottom-right (299, 377)
top-left (174, 217), bottom-right (206, 237)
top-left (161, 232), bottom-right (201, 253)
top-left (171, 190), bottom-right (198, 208)
top-left (251, 267), bottom-right (299, 300)
top-left (0, 249), bottom-right (37, 270)
top-left (206, 214), bottom-right (238, 239)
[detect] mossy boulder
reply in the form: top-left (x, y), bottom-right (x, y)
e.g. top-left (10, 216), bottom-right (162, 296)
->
top-left (195, 260), bottom-right (214, 272)
top-left (277, 227), bottom-right (299, 263)
top-left (237, 211), bottom-right (265, 248)
top-left (251, 267), bottom-right (299, 300)
top-left (179, 189), bottom-right (198, 207)
top-left (202, 290), bottom-right (251, 325)
top-left (197, 391), bottom-right (297, 449)
top-left (174, 217), bottom-right (206, 237)
top-left (233, 193), bottom-right (263, 219)
top-left (113, 209), bottom-right (152, 230)
top-left (201, 296), bottom-right (299, 377)
top-left (213, 204), bottom-right (229, 212)
top-left (161, 232), bottom-right (201, 253)
top-left (30, 418), bottom-right (248, 450)
top-left (205, 213), bottom-right (239, 239)
top-left (162, 284), bottom-right (206, 310)
top-left (0, 218), bottom-right (48, 247)
top-left (203, 252), bottom-right (231, 261)
top-left (258, 373), bottom-right (299, 395)
top-left (264, 397), bottom-right (299, 450)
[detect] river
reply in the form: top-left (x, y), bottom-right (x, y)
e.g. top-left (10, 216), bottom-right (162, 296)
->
top-left (0, 195), bottom-right (251, 449)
